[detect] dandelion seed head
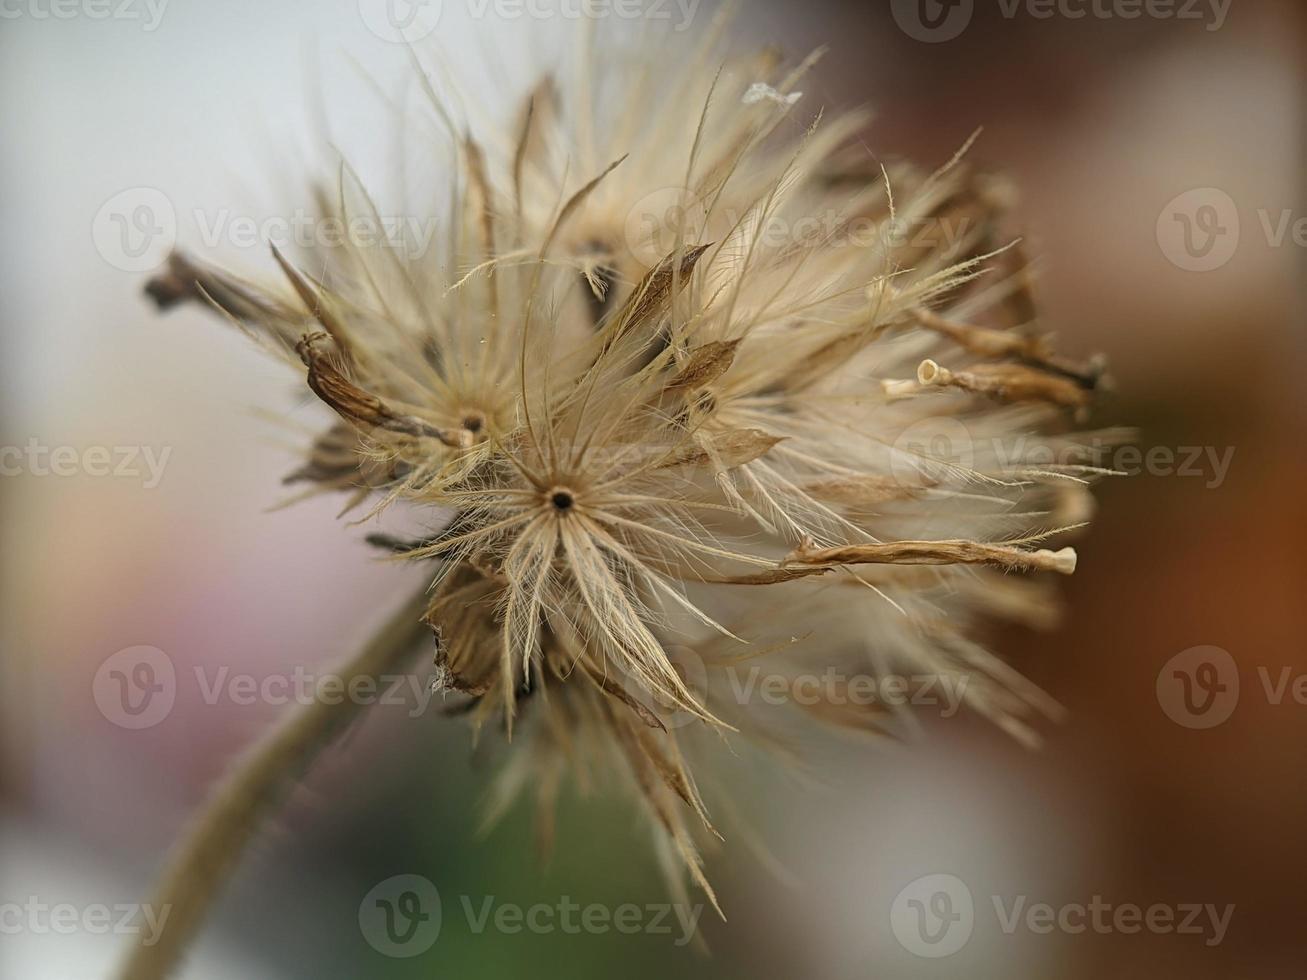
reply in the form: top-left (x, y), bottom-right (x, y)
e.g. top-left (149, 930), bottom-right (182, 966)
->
top-left (146, 21), bottom-right (1122, 904)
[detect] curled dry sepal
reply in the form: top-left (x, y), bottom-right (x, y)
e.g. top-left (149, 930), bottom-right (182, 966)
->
top-left (142, 28), bottom-right (1121, 917)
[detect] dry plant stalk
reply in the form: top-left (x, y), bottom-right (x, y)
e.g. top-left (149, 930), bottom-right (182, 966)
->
top-left (117, 592), bottom-right (430, 980)
top-left (125, 16), bottom-right (1121, 978)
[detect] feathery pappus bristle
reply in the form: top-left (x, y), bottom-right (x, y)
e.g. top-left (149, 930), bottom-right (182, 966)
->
top-left (145, 17), bottom-right (1122, 910)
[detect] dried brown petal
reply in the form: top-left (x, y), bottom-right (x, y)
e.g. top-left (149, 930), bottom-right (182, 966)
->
top-left (801, 475), bottom-right (928, 505)
top-left (784, 536), bottom-right (1077, 575)
top-left (144, 251), bottom-right (301, 335)
top-left (667, 339), bottom-right (741, 391)
top-left (614, 243), bottom-right (712, 332)
top-left (296, 333), bottom-right (470, 447)
top-left (659, 427), bottom-right (784, 470)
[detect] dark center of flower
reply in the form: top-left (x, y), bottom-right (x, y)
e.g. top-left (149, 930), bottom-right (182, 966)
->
top-left (461, 414), bottom-right (484, 434)
top-left (550, 490), bottom-right (575, 512)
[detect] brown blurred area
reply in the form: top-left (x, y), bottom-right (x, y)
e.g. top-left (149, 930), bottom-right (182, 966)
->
top-left (747, 1), bottom-right (1306, 976)
top-left (1, 1), bottom-right (1303, 978)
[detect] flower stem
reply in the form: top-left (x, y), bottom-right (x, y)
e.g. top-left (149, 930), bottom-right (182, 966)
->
top-left (115, 587), bottom-right (432, 980)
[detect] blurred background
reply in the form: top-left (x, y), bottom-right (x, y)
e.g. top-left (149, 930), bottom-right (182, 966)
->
top-left (1, 0), bottom-right (1302, 977)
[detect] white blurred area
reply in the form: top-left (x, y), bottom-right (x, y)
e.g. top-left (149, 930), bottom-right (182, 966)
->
top-left (0, 3), bottom-right (570, 814)
top-left (1, 819), bottom-right (274, 978)
top-left (0, 2), bottom-right (570, 975)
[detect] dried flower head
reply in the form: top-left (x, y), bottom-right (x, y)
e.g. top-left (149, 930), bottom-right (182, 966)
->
top-left (142, 17), bottom-right (1120, 934)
